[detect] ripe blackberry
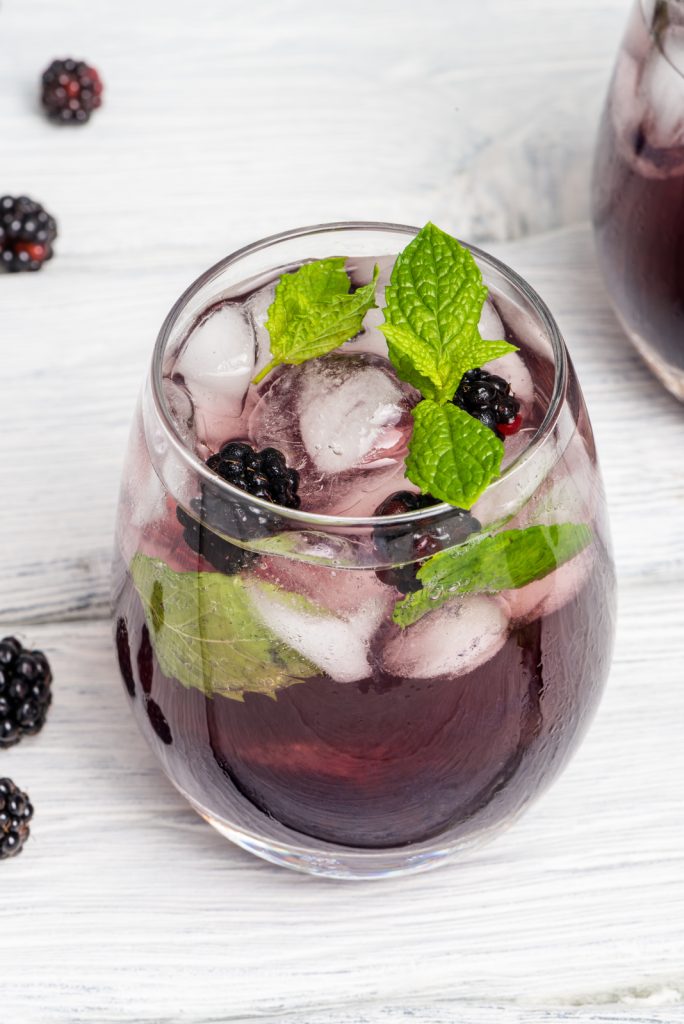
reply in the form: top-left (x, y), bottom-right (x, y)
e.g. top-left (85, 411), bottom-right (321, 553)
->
top-left (41, 58), bottom-right (103, 124)
top-left (0, 778), bottom-right (33, 860)
top-left (178, 442), bottom-right (300, 575)
top-left (454, 368), bottom-right (521, 438)
top-left (373, 491), bottom-right (480, 595)
top-left (0, 637), bottom-right (52, 748)
top-left (0, 195), bottom-right (57, 273)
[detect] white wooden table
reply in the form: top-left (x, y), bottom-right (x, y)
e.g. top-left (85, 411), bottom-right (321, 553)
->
top-left (3, 1), bottom-right (684, 1021)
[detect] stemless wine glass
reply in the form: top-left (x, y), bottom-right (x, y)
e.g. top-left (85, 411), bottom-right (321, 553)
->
top-left (112, 222), bottom-right (616, 879)
top-left (592, 0), bottom-right (684, 400)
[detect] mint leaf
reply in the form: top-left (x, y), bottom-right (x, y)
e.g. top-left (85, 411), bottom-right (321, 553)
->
top-left (393, 523), bottom-right (592, 627)
top-left (130, 554), bottom-right (320, 701)
top-left (405, 399), bottom-right (504, 508)
top-left (253, 258), bottom-right (379, 383)
top-left (380, 222), bottom-right (517, 402)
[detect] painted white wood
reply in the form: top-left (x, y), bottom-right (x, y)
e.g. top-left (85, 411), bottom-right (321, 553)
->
top-left (4, 1), bottom-right (684, 1022)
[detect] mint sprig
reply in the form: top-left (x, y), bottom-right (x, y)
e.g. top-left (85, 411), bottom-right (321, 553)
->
top-left (393, 523), bottom-right (592, 627)
top-left (378, 222), bottom-right (518, 508)
top-left (130, 554), bottom-right (321, 701)
top-left (405, 399), bottom-right (504, 507)
top-left (253, 258), bottom-right (378, 384)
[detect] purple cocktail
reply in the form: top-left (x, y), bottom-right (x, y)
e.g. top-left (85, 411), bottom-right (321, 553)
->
top-left (112, 223), bottom-right (615, 877)
top-left (593, 0), bottom-right (684, 399)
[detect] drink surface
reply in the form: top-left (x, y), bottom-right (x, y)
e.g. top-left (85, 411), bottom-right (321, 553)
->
top-left (113, 246), bottom-right (615, 854)
top-left (593, 0), bottom-right (684, 396)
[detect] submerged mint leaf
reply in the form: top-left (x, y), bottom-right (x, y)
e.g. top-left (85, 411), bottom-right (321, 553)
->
top-left (380, 222), bottom-right (517, 402)
top-left (405, 399), bottom-right (504, 509)
top-left (393, 523), bottom-right (592, 627)
top-left (253, 258), bottom-right (378, 383)
top-left (130, 554), bottom-right (321, 701)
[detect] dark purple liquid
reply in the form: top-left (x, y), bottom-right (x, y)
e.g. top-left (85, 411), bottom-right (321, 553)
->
top-left (114, 554), bottom-right (613, 849)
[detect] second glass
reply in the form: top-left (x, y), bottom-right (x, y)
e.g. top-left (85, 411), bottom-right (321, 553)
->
top-left (592, 0), bottom-right (684, 400)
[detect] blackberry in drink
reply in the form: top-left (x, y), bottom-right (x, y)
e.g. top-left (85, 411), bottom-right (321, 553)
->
top-left (112, 223), bottom-right (615, 877)
top-left (592, 0), bottom-right (684, 399)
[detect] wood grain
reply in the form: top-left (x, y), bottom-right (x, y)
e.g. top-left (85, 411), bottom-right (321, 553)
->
top-left (3, 0), bottom-right (684, 1022)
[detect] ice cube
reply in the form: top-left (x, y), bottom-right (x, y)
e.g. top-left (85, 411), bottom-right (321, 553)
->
top-left (298, 355), bottom-right (414, 473)
top-left (248, 352), bottom-right (418, 515)
top-left (502, 548), bottom-right (593, 623)
top-left (479, 297), bottom-right (505, 341)
top-left (639, 29), bottom-right (684, 152)
top-left (248, 582), bottom-right (387, 683)
top-left (611, 50), bottom-right (644, 148)
top-left (244, 280), bottom-right (276, 379)
top-left (345, 255), bottom-right (394, 358)
top-left (255, 554), bottom-right (394, 620)
top-left (163, 375), bottom-right (196, 445)
top-left (173, 302), bottom-right (256, 447)
top-left (351, 304), bottom-right (390, 359)
top-left (483, 350), bottom-right (534, 410)
top-left (381, 595), bottom-right (509, 680)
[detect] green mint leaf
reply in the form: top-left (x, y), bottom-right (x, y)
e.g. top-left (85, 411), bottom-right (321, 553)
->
top-left (405, 399), bottom-right (504, 508)
top-left (380, 222), bottom-right (517, 402)
top-left (130, 554), bottom-right (321, 701)
top-left (253, 258), bottom-right (379, 383)
top-left (393, 523), bottom-right (592, 627)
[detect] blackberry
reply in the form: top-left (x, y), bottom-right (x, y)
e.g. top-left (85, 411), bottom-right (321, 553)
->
top-left (0, 196), bottom-right (57, 273)
top-left (146, 699), bottom-right (172, 745)
top-left (0, 779), bottom-right (33, 860)
top-left (137, 626), bottom-right (154, 696)
top-left (41, 58), bottom-right (103, 125)
top-left (178, 442), bottom-right (300, 575)
top-left (454, 368), bottom-right (521, 438)
top-left (0, 637), bottom-right (52, 748)
top-left (373, 491), bottom-right (480, 595)
top-left (115, 618), bottom-right (136, 698)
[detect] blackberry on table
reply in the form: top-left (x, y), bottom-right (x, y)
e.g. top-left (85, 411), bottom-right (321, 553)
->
top-left (41, 58), bottom-right (103, 124)
top-left (178, 442), bottom-right (300, 575)
top-left (0, 778), bottom-right (33, 860)
top-left (373, 491), bottom-right (480, 595)
top-left (0, 196), bottom-right (57, 273)
top-left (454, 368), bottom-right (521, 438)
top-left (0, 637), bottom-right (52, 748)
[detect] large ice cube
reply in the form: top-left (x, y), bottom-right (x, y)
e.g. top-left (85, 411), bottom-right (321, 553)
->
top-left (381, 596), bottom-right (509, 680)
top-left (173, 302), bottom-right (256, 447)
top-left (502, 548), bottom-right (593, 623)
top-left (248, 582), bottom-right (387, 684)
top-left (248, 352), bottom-right (418, 515)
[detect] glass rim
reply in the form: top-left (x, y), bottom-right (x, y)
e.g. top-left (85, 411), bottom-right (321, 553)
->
top-left (150, 220), bottom-right (568, 530)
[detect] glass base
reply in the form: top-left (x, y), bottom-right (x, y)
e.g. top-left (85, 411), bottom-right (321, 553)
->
top-left (624, 322), bottom-right (684, 402)
top-left (183, 791), bottom-right (509, 880)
